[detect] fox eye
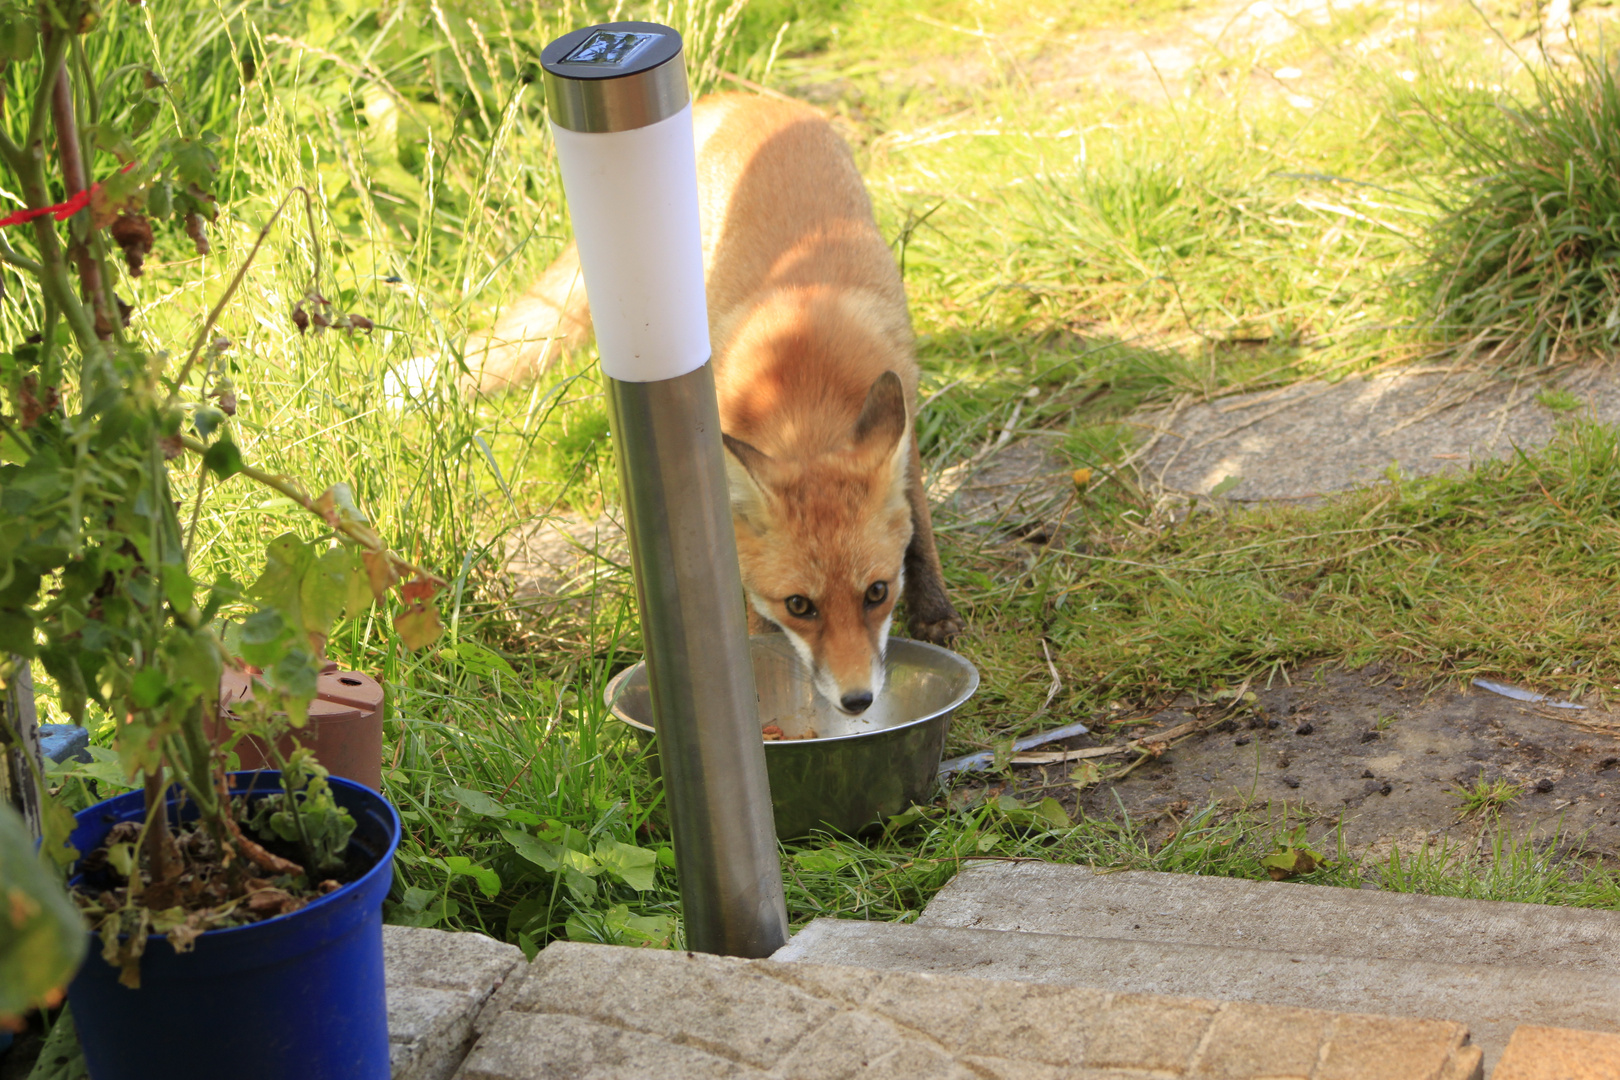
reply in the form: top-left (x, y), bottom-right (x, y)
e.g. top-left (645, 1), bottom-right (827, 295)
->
top-left (784, 594), bottom-right (817, 618)
top-left (864, 581), bottom-right (888, 606)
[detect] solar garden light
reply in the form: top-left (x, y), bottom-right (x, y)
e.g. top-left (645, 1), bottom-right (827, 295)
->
top-left (540, 23), bottom-right (790, 958)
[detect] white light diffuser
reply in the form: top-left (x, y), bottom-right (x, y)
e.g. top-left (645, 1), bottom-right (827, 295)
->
top-left (551, 104), bottom-right (710, 383)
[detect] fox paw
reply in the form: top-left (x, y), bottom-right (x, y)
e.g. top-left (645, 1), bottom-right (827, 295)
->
top-left (908, 611), bottom-right (964, 645)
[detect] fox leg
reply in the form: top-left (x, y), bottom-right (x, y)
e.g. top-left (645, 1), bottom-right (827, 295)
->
top-left (901, 438), bottom-right (963, 644)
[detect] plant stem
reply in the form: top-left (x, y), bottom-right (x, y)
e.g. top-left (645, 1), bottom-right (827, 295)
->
top-left (0, 232), bottom-right (42, 274)
top-left (179, 433), bottom-right (447, 586)
top-left (141, 761), bottom-right (174, 886)
top-left (51, 65), bottom-right (110, 337)
top-left (0, 34), bottom-right (100, 358)
top-left (166, 187), bottom-right (309, 407)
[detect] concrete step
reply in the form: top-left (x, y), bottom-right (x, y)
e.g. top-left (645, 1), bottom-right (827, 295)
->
top-left (386, 925), bottom-right (527, 1080)
top-left (775, 864), bottom-right (1620, 1075)
top-left (774, 918), bottom-right (1620, 1074)
top-left (913, 862), bottom-right (1620, 970)
top-left (457, 939), bottom-right (1486, 1080)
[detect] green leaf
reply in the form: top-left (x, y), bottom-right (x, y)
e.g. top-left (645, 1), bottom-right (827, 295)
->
top-left (500, 828), bottom-right (561, 872)
top-left (160, 564), bottom-right (194, 614)
top-left (47, 746), bottom-right (134, 791)
top-left (268, 647), bottom-right (318, 716)
top-left (448, 785), bottom-right (507, 818)
top-left (192, 406), bottom-right (226, 439)
top-left (236, 608), bottom-right (290, 668)
top-left (202, 438), bottom-right (242, 479)
top-left (163, 627), bottom-right (222, 696)
top-left (0, 804), bottom-right (87, 1020)
top-left (1209, 474), bottom-right (1242, 498)
top-left (342, 549), bottom-right (372, 619)
top-left (170, 138), bottom-right (219, 187)
top-left (792, 849), bottom-right (857, 873)
top-left (438, 856), bottom-right (501, 898)
top-left (252, 533), bottom-right (313, 616)
top-left (130, 667), bottom-right (168, 708)
top-left (0, 609), bottom-right (36, 656)
top-left (0, 3), bottom-right (37, 64)
top-left (1260, 840), bottom-right (1333, 881)
top-left (452, 640), bottom-right (517, 679)
top-left (594, 839), bottom-right (658, 892)
top-left (884, 805), bottom-right (929, 833)
top-left (1033, 797), bottom-right (1071, 829)
top-left (564, 904), bottom-right (676, 948)
top-left (300, 546), bottom-right (350, 634)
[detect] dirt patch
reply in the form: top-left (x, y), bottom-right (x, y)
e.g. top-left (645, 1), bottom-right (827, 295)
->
top-left (933, 434), bottom-right (1074, 528)
top-left (499, 511), bottom-right (627, 609)
top-left (1006, 664), bottom-right (1620, 862)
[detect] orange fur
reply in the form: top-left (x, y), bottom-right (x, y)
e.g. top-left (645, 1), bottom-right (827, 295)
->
top-left (466, 93), bottom-right (961, 710)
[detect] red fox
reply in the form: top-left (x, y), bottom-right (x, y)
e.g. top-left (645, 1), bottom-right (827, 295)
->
top-left (463, 92), bottom-right (962, 714)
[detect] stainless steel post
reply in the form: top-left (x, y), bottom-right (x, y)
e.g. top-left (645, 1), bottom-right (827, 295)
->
top-left (542, 22), bottom-right (789, 957)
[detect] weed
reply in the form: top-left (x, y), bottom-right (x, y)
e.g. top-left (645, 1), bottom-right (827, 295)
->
top-left (1422, 35), bottom-right (1620, 366)
top-left (1537, 387), bottom-right (1584, 413)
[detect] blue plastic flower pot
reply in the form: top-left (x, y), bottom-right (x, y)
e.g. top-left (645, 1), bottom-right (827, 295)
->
top-left (66, 771), bottom-right (400, 1080)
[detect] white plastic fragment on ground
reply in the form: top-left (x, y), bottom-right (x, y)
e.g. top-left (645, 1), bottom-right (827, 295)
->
top-left (1472, 677), bottom-right (1587, 710)
top-left (938, 719), bottom-right (1091, 779)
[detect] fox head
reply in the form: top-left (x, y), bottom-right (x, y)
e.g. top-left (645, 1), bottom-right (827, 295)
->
top-left (722, 371), bottom-right (914, 715)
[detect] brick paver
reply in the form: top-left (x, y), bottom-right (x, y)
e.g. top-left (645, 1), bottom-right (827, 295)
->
top-left (1493, 1025), bottom-right (1620, 1080)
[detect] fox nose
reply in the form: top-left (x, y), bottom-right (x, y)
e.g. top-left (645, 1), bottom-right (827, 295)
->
top-left (839, 691), bottom-right (874, 715)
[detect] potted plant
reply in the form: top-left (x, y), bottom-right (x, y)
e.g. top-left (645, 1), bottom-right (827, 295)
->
top-left (0, 4), bottom-right (442, 1076)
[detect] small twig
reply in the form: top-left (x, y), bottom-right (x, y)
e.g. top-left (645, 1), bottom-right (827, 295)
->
top-left (716, 70), bottom-right (801, 104)
top-left (183, 468), bottom-right (209, 558)
top-left (167, 186), bottom-right (318, 408)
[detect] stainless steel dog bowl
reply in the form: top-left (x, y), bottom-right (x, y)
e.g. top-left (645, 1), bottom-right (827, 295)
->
top-left (605, 634), bottom-right (979, 838)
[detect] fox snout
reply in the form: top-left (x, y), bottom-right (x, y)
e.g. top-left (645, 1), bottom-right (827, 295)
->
top-left (809, 627), bottom-right (889, 716)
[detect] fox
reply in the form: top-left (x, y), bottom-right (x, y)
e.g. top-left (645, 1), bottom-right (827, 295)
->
top-left (461, 92), bottom-right (962, 715)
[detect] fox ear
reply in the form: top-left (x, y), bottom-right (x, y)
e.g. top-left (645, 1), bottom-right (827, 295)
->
top-left (852, 371), bottom-right (908, 460)
top-left (722, 433), bottom-right (775, 533)
top-left (853, 372), bottom-right (913, 518)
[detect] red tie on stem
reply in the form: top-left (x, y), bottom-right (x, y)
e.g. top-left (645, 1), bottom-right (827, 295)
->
top-left (0, 161), bottom-right (137, 229)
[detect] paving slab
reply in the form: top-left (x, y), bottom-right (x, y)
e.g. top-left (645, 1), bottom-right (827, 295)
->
top-left (914, 863), bottom-right (1620, 969)
top-left (1493, 1025), bottom-right (1620, 1080)
top-left (774, 917), bottom-right (1620, 1074)
top-left (455, 939), bottom-right (1483, 1079)
top-left (1137, 365), bottom-right (1620, 502)
top-left (385, 925), bottom-right (528, 1080)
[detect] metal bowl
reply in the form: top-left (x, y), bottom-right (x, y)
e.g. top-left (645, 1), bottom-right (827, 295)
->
top-left (605, 634), bottom-right (979, 839)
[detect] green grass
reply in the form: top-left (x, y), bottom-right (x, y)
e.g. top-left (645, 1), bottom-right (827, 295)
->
top-left (1421, 33), bottom-right (1620, 366)
top-left (945, 419), bottom-right (1620, 753)
top-left (17, 0), bottom-right (1620, 958)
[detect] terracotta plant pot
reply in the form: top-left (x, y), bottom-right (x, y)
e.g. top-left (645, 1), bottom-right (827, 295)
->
top-left (209, 667), bottom-right (385, 791)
